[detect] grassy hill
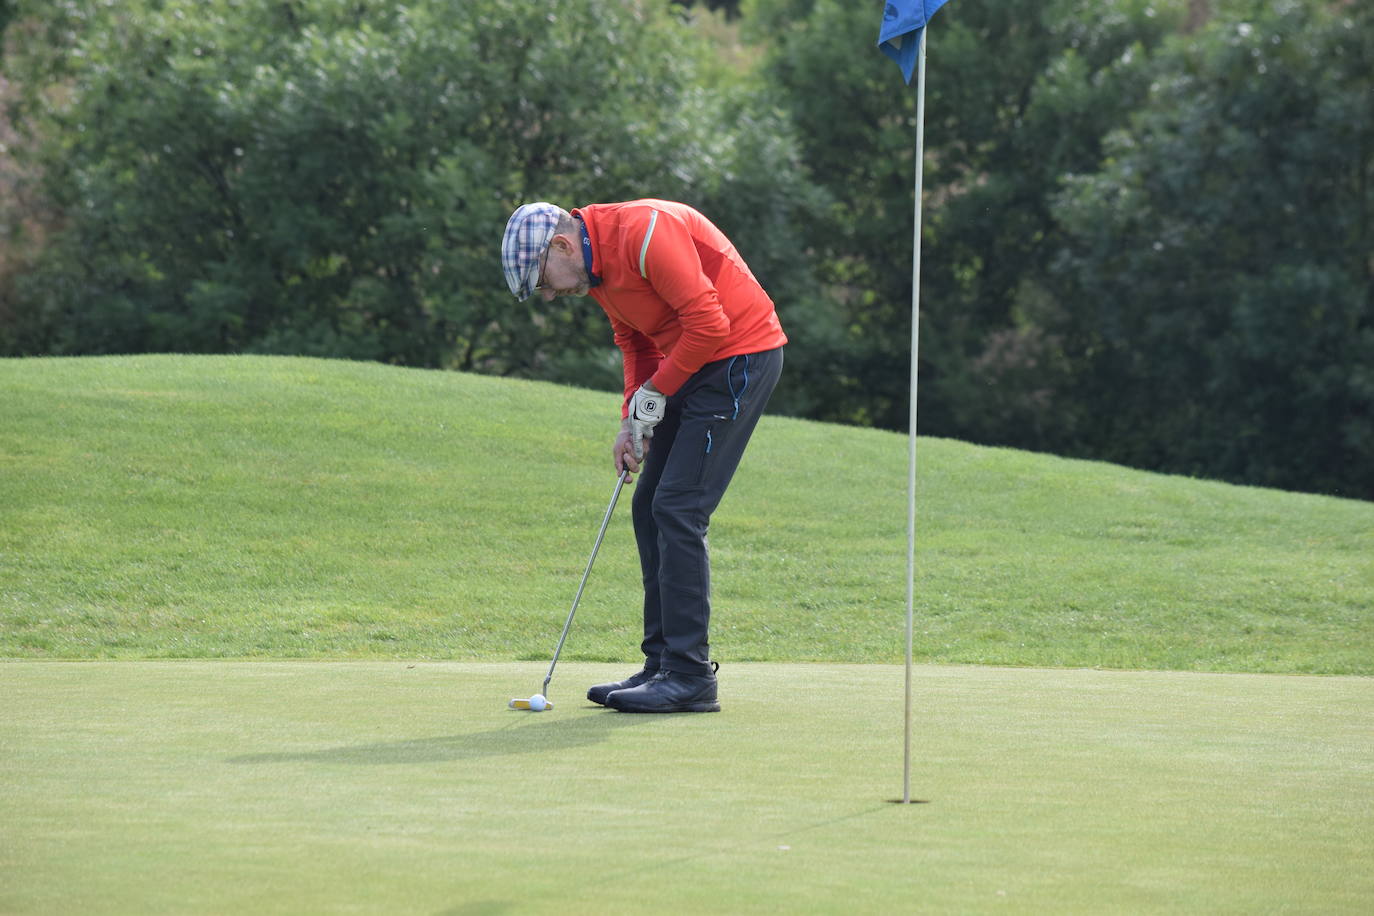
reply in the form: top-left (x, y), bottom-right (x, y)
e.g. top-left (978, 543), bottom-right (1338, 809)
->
top-left (1, 354), bottom-right (1370, 673)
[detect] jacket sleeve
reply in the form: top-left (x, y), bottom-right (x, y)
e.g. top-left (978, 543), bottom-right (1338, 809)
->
top-left (612, 316), bottom-right (663, 418)
top-left (638, 208), bottom-right (731, 395)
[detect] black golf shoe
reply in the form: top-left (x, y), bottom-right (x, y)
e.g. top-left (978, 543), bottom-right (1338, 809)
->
top-left (605, 668), bottom-right (720, 713)
top-left (586, 668), bottom-right (659, 707)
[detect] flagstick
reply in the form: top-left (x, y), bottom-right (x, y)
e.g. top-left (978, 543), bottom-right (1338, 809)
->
top-left (903, 25), bottom-right (928, 807)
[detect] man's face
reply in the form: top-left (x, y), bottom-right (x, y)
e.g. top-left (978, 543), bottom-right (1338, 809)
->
top-left (537, 236), bottom-right (590, 301)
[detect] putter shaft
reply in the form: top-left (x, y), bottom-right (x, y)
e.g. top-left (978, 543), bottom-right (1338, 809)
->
top-left (542, 468), bottom-right (630, 695)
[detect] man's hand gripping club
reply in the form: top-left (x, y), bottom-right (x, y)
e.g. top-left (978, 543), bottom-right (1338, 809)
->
top-left (615, 381), bottom-right (665, 477)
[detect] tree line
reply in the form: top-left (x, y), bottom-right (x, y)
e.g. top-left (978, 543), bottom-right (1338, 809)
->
top-left (1, 0), bottom-right (1370, 499)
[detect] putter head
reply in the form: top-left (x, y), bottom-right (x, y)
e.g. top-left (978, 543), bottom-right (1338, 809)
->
top-left (508, 697), bottom-right (553, 711)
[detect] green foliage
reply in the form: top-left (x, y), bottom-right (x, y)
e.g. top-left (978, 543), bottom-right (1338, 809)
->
top-left (744, 0), bottom-right (1371, 499)
top-left (1, 0), bottom-right (814, 383)
top-left (3, 0), bottom-right (1370, 499)
top-left (742, 0), bottom-right (1185, 432)
top-left (1050, 0), bottom-right (1374, 497)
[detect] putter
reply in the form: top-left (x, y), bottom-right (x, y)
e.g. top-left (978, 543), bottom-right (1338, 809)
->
top-left (510, 467), bottom-right (630, 711)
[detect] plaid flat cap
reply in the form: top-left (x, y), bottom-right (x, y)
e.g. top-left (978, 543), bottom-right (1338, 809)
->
top-left (502, 202), bottom-right (564, 300)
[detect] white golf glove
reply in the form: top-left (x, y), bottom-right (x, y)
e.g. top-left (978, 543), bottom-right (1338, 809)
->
top-left (628, 381), bottom-right (666, 459)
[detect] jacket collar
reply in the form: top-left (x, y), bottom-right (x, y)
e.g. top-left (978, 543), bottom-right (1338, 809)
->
top-left (575, 214), bottom-right (602, 289)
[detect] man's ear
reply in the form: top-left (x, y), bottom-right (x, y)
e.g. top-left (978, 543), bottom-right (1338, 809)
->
top-left (549, 232), bottom-right (578, 255)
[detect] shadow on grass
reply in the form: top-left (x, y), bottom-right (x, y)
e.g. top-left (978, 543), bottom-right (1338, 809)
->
top-left (433, 902), bottom-right (516, 916)
top-left (227, 708), bottom-right (651, 766)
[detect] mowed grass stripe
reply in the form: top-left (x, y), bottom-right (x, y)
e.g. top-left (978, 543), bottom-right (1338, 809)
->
top-left (1, 354), bottom-right (1371, 673)
top-left (1, 661), bottom-right (1370, 914)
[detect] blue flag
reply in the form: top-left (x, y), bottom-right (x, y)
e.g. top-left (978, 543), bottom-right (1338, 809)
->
top-left (878, 0), bottom-right (952, 84)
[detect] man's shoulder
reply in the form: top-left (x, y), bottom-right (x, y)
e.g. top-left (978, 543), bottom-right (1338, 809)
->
top-left (582, 200), bottom-right (698, 225)
top-left (582, 201), bottom-right (682, 258)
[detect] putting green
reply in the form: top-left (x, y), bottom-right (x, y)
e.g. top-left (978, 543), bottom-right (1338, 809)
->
top-left (2, 662), bottom-right (1370, 913)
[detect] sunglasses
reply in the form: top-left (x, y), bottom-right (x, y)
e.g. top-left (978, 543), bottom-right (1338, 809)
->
top-left (533, 246), bottom-right (551, 294)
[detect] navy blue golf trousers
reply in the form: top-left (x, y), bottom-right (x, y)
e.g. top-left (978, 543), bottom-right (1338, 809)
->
top-left (632, 347), bottom-right (783, 677)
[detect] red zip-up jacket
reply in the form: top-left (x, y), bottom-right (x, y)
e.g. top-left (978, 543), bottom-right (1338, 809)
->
top-left (572, 200), bottom-right (788, 415)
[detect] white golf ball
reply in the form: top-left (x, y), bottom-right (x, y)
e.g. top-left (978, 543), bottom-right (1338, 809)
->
top-left (528, 694), bottom-right (547, 711)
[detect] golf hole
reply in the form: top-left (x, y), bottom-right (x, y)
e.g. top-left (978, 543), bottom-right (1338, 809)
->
top-left (887, 798), bottom-right (931, 805)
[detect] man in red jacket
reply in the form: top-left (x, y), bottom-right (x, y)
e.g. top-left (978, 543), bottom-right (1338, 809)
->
top-left (502, 199), bottom-right (787, 713)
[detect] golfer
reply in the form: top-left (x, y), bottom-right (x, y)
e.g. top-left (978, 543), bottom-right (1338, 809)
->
top-left (502, 199), bottom-right (786, 713)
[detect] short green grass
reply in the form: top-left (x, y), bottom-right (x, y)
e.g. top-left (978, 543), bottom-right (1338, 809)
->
top-left (2, 661), bottom-right (1370, 914)
top-left (3, 355), bottom-right (1372, 913)
top-left (1, 354), bottom-right (1370, 672)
